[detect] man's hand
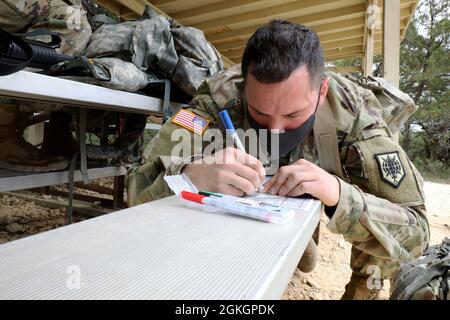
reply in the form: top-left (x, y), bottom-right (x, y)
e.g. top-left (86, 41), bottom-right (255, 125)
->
top-left (183, 147), bottom-right (266, 196)
top-left (263, 159), bottom-right (340, 206)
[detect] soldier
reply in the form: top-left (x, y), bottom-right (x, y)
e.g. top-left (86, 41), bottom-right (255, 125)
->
top-left (126, 20), bottom-right (429, 299)
top-left (0, 0), bottom-right (91, 172)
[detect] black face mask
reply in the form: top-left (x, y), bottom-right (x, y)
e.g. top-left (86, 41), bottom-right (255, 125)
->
top-left (247, 84), bottom-right (322, 159)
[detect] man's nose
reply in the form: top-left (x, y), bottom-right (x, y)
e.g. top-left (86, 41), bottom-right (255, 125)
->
top-left (267, 118), bottom-right (285, 131)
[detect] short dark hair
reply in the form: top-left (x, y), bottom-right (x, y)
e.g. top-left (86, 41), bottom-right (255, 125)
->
top-left (241, 20), bottom-right (324, 87)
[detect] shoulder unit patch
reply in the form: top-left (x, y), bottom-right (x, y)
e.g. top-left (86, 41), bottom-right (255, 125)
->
top-left (375, 151), bottom-right (405, 188)
top-left (172, 109), bottom-right (209, 135)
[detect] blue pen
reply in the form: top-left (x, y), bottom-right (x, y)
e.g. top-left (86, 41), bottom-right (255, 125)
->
top-left (219, 109), bottom-right (246, 152)
top-left (219, 109), bottom-right (265, 192)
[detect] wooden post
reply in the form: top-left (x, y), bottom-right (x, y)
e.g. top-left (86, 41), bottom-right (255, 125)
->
top-left (383, 0), bottom-right (400, 87)
top-left (363, 0), bottom-right (377, 76)
top-left (383, 0), bottom-right (401, 142)
top-left (113, 175), bottom-right (125, 209)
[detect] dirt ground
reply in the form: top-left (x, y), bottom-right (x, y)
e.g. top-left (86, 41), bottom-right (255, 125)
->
top-left (0, 180), bottom-right (448, 299)
top-left (0, 179), bottom-right (114, 244)
top-left (283, 181), bottom-right (450, 300)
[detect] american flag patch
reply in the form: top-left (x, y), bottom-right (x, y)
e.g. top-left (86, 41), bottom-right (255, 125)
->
top-left (172, 110), bottom-right (210, 135)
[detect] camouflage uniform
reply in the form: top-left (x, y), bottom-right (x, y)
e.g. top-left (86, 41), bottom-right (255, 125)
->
top-left (127, 64), bottom-right (430, 295)
top-left (0, 0), bottom-right (91, 55)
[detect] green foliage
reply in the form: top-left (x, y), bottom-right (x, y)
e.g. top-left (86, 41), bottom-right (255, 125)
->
top-left (332, 58), bottom-right (361, 67)
top-left (400, 133), bottom-right (450, 182)
top-left (399, 0), bottom-right (449, 178)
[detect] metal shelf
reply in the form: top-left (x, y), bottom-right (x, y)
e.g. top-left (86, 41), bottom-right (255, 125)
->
top-left (0, 71), bottom-right (180, 193)
top-left (0, 70), bottom-right (185, 114)
top-left (0, 165), bottom-right (126, 192)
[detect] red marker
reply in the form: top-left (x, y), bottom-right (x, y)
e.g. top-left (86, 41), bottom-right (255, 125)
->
top-left (179, 190), bottom-right (295, 224)
top-left (180, 191), bottom-right (206, 204)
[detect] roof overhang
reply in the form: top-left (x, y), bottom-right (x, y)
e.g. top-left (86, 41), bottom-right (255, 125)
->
top-left (94, 0), bottom-right (418, 67)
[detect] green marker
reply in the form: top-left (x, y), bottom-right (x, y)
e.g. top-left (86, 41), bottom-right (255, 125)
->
top-left (199, 190), bottom-right (223, 197)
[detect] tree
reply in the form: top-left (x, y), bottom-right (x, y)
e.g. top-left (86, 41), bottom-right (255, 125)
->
top-left (399, 0), bottom-right (449, 169)
top-left (331, 0), bottom-right (449, 178)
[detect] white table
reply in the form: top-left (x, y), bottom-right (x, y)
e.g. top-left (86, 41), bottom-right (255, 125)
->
top-left (0, 195), bottom-right (321, 299)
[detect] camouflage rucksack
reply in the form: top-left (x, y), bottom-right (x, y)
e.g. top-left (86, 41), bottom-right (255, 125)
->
top-left (131, 14), bottom-right (178, 76)
top-left (390, 237), bottom-right (450, 300)
top-left (345, 74), bottom-right (418, 134)
top-left (314, 72), bottom-right (418, 178)
top-left (83, 20), bottom-right (138, 58)
top-left (83, 5), bottom-right (222, 96)
top-left (170, 20), bottom-right (224, 95)
top-left (82, 6), bottom-right (177, 89)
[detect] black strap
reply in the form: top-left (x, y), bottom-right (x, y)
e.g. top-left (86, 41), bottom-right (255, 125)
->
top-left (67, 152), bottom-right (78, 225)
top-left (13, 29), bottom-right (62, 48)
top-left (442, 270), bottom-right (449, 300)
top-left (79, 108), bottom-right (89, 184)
top-left (145, 78), bottom-right (172, 123)
top-left (162, 79), bottom-right (171, 123)
top-left (89, 14), bottom-right (117, 27)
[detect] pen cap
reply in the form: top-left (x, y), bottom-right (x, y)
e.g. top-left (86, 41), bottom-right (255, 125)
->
top-left (181, 191), bottom-right (205, 204)
top-left (219, 110), bottom-right (235, 133)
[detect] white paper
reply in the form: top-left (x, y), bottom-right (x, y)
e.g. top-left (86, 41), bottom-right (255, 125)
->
top-left (163, 173), bottom-right (198, 195)
top-left (164, 174), bottom-right (315, 212)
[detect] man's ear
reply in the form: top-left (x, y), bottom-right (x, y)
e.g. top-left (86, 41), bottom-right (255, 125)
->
top-left (318, 77), bottom-right (329, 106)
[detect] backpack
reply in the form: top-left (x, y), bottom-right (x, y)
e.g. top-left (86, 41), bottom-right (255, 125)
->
top-left (82, 6), bottom-right (223, 96)
top-left (83, 20), bottom-right (138, 58)
top-left (390, 237), bottom-right (450, 300)
top-left (314, 72), bottom-right (418, 178)
top-left (170, 20), bottom-right (224, 96)
top-left (345, 74), bottom-right (417, 134)
top-left (131, 15), bottom-right (178, 77)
